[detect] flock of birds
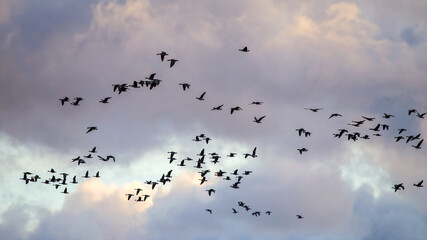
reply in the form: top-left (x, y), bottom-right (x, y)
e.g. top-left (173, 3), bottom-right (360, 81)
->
top-left (21, 45), bottom-right (425, 221)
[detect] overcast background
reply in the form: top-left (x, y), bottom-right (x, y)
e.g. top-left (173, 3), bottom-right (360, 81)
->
top-left (1, 0), bottom-right (427, 239)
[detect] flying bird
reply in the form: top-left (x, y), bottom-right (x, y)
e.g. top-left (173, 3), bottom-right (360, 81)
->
top-left (59, 97), bottom-right (69, 106)
top-left (249, 101), bottom-right (263, 105)
top-left (414, 180), bottom-right (423, 187)
top-left (157, 51), bottom-right (168, 61)
top-left (383, 113), bottom-right (395, 119)
top-left (411, 139), bottom-right (423, 149)
top-left (253, 116), bottom-right (266, 123)
top-left (196, 92), bottom-right (206, 101)
top-left (305, 108), bottom-right (323, 112)
top-left (179, 83), bottom-right (190, 91)
top-left (296, 215), bottom-right (304, 219)
top-left (297, 148), bottom-right (308, 154)
top-left (89, 147), bottom-right (96, 153)
top-left (167, 59), bottom-right (178, 67)
top-left (238, 46), bottom-right (249, 52)
top-left (329, 113), bottom-right (342, 119)
top-left (211, 104), bottom-right (223, 111)
top-left (392, 183), bottom-right (404, 192)
top-left (99, 97), bottom-right (112, 104)
top-left (86, 126), bottom-right (98, 134)
top-left (230, 106), bottom-right (242, 114)
top-left (206, 189), bottom-right (216, 196)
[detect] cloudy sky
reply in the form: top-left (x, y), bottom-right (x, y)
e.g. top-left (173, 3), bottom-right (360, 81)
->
top-left (1, 0), bottom-right (427, 239)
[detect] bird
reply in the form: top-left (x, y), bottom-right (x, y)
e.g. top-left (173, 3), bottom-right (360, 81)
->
top-left (383, 113), bottom-right (395, 119)
top-left (416, 112), bottom-right (426, 119)
top-left (206, 189), bottom-right (216, 196)
top-left (62, 188), bottom-right (69, 194)
top-left (266, 211), bottom-right (271, 215)
top-left (145, 73), bottom-right (157, 80)
top-left (296, 215), bottom-right (304, 219)
top-left (125, 194), bottom-right (134, 200)
top-left (227, 153), bottom-right (237, 157)
top-left (296, 128), bottom-right (306, 136)
top-left (393, 183), bottom-right (404, 192)
top-left (329, 113), bottom-right (342, 119)
top-left (305, 108), bottom-right (323, 112)
top-left (84, 154), bottom-right (92, 158)
top-left (99, 97), bottom-right (112, 104)
top-left (196, 92), bottom-right (206, 101)
top-left (297, 148), bottom-right (308, 154)
top-left (86, 126), bottom-right (98, 134)
top-left (361, 116), bottom-right (375, 121)
top-left (249, 101), bottom-right (263, 105)
top-left (167, 59), bottom-right (178, 67)
top-left (82, 171), bottom-right (90, 178)
top-left (411, 139), bottom-right (423, 149)
top-left (89, 147), bottom-right (97, 153)
top-left (211, 104), bottom-right (223, 111)
top-left (398, 128), bottom-right (407, 134)
top-left (106, 155), bottom-right (116, 162)
top-left (394, 136), bottom-right (404, 142)
top-left (238, 46), bottom-right (249, 52)
top-left (205, 137), bottom-right (211, 144)
top-left (157, 51), bottom-right (168, 61)
top-left (93, 171), bottom-right (100, 178)
top-left (134, 188), bottom-right (143, 195)
top-left (59, 97), bottom-right (69, 106)
top-left (232, 208), bottom-right (238, 214)
top-left (408, 109), bottom-right (417, 115)
top-left (253, 116), bottom-right (266, 123)
top-left (252, 211), bottom-right (261, 217)
top-left (70, 97), bottom-right (84, 106)
top-left (48, 168), bottom-right (56, 173)
top-left (71, 176), bottom-right (78, 184)
top-left (230, 106), bottom-right (242, 114)
top-left (414, 180), bottom-right (423, 187)
top-left (179, 83), bottom-right (190, 91)
top-left (369, 124), bottom-right (381, 132)
top-left (206, 209), bottom-right (212, 214)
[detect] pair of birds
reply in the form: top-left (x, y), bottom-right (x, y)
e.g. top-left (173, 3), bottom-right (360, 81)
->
top-left (156, 51), bottom-right (178, 67)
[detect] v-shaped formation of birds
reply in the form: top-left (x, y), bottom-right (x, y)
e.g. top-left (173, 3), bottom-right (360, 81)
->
top-left (21, 46), bottom-right (425, 221)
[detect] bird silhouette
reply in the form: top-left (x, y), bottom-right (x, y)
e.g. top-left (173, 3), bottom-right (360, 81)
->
top-left (253, 116), bottom-right (266, 123)
top-left (296, 215), bottom-right (304, 219)
top-left (211, 104), bottom-right (223, 110)
top-left (393, 183), bottom-right (404, 192)
top-left (59, 97), bottom-right (69, 106)
top-left (297, 148), bottom-right (308, 154)
top-left (99, 97), bottom-right (112, 104)
top-left (329, 113), bottom-right (342, 119)
top-left (196, 92), bottom-right (206, 101)
top-left (167, 59), bottom-right (178, 67)
top-left (305, 108), bottom-right (323, 112)
top-left (383, 113), bottom-right (395, 119)
top-left (414, 180), bottom-right (423, 187)
top-left (416, 112), bottom-right (426, 119)
top-left (157, 51), bottom-right (168, 61)
top-left (238, 46), bottom-right (249, 52)
top-left (86, 126), bottom-right (98, 134)
top-left (179, 83), bottom-right (190, 91)
top-left (206, 189), bottom-right (216, 196)
top-left (249, 101), bottom-right (263, 105)
top-left (230, 106), bottom-right (242, 114)
top-left (206, 209), bottom-right (212, 214)
top-left (62, 188), bottom-right (69, 194)
top-left (411, 139), bottom-right (423, 149)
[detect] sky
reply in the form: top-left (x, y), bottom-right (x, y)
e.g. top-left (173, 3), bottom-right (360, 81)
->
top-left (1, 0), bottom-right (427, 239)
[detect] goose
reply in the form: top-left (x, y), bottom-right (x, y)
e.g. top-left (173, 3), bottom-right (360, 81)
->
top-left (392, 183), bottom-right (404, 192)
top-left (249, 101), bottom-right (263, 105)
top-left (329, 113), bottom-right (342, 119)
top-left (94, 171), bottom-right (100, 178)
top-left (59, 97), bottom-right (69, 106)
top-left (125, 194), bottom-right (134, 200)
top-left (398, 128), bottom-right (407, 134)
top-left (71, 176), bottom-right (78, 184)
top-left (62, 188), bottom-right (69, 194)
top-left (206, 209), bottom-right (212, 214)
top-left (134, 188), bottom-right (143, 195)
top-left (167, 59), bottom-right (178, 67)
top-left (82, 171), bottom-right (90, 178)
top-left (414, 180), bottom-right (423, 187)
top-left (383, 113), bottom-right (395, 119)
top-left (296, 128), bottom-right (305, 136)
top-left (206, 189), bottom-right (216, 196)
top-left (416, 112), bottom-right (426, 119)
top-left (369, 124), bottom-right (381, 131)
top-left (253, 116), bottom-right (266, 123)
top-left (408, 109), bottom-right (417, 115)
top-left (238, 46), bottom-right (249, 52)
top-left (230, 106), bottom-right (242, 114)
top-left (179, 83), bottom-right (190, 91)
top-left (232, 208), bottom-right (238, 214)
top-left (305, 108), bottom-right (323, 112)
top-left (156, 51), bottom-right (168, 61)
top-left (412, 139), bottom-right (423, 149)
top-left (297, 148), bottom-right (308, 154)
top-left (211, 104), bottom-right (223, 110)
top-left (89, 147), bottom-right (97, 153)
top-left (196, 92), bottom-right (206, 101)
top-left (297, 215), bottom-right (304, 219)
top-left (266, 211), bottom-right (271, 215)
top-left (361, 116), bottom-right (375, 121)
top-left (86, 126), bottom-right (98, 134)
